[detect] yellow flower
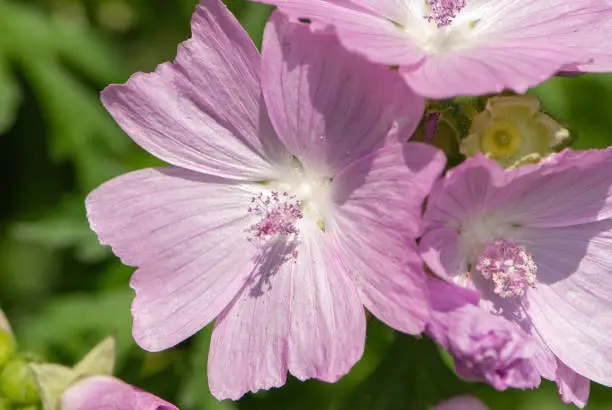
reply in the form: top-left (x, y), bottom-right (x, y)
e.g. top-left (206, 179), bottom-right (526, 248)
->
top-left (461, 95), bottom-right (570, 168)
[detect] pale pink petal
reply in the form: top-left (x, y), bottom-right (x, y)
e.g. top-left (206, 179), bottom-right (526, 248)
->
top-left (433, 396), bottom-right (488, 410)
top-left (61, 376), bottom-right (177, 410)
top-left (209, 223), bottom-right (365, 400)
top-left (261, 12), bottom-right (424, 176)
top-left (86, 167), bottom-right (260, 351)
top-left (401, 46), bottom-right (581, 99)
top-left (261, 0), bottom-right (612, 98)
top-left (101, 0), bottom-right (287, 181)
top-left (423, 150), bottom-right (612, 234)
top-left (517, 221), bottom-right (612, 387)
top-left (286, 224), bottom-right (366, 382)
top-left (329, 143), bottom-right (446, 333)
top-left (419, 228), bottom-right (468, 282)
top-left (208, 241), bottom-right (293, 400)
top-left (257, 0), bottom-right (425, 66)
top-left (556, 360), bottom-right (590, 409)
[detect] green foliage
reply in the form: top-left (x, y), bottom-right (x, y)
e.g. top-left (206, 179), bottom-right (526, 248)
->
top-left (0, 359), bottom-right (40, 405)
top-left (342, 335), bottom-right (473, 410)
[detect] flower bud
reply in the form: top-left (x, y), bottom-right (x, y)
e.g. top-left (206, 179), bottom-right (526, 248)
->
top-left (0, 359), bottom-right (40, 405)
top-left (0, 330), bottom-right (16, 370)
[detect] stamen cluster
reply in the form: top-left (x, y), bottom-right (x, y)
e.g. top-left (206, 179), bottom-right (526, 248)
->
top-left (247, 191), bottom-right (303, 244)
top-left (425, 0), bottom-right (466, 28)
top-left (475, 239), bottom-right (537, 298)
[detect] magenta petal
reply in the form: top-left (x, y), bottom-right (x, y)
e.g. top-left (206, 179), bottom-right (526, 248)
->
top-left (61, 376), bottom-right (178, 410)
top-left (86, 167), bottom-right (260, 351)
top-left (101, 0), bottom-right (287, 181)
top-left (433, 396), bottom-right (488, 410)
top-left (261, 12), bottom-right (424, 176)
top-left (329, 143), bottom-right (446, 334)
top-left (556, 360), bottom-right (590, 409)
top-left (209, 224), bottom-right (366, 400)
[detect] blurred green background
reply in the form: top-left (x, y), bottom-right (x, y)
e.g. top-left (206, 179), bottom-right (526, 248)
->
top-left (0, 0), bottom-right (612, 409)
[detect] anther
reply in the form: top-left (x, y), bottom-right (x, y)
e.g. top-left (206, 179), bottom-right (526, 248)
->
top-left (475, 239), bottom-right (537, 298)
top-left (425, 0), bottom-right (466, 28)
top-left (246, 191), bottom-right (303, 245)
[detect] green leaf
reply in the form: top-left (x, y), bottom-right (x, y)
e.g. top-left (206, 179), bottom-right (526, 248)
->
top-left (0, 55), bottom-right (21, 134)
top-left (178, 326), bottom-right (236, 410)
top-left (10, 197), bottom-right (110, 263)
top-left (17, 290), bottom-right (134, 366)
top-left (342, 335), bottom-right (476, 410)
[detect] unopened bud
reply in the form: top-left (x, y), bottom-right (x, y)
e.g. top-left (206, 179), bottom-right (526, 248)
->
top-left (0, 330), bottom-right (16, 370)
top-left (0, 359), bottom-right (40, 405)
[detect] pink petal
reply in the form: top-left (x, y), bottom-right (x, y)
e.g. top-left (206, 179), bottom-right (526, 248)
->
top-left (423, 150), bottom-right (612, 232)
top-left (208, 242), bottom-right (292, 400)
top-left (101, 0), bottom-right (287, 181)
top-left (556, 360), bottom-right (590, 409)
top-left (86, 167), bottom-right (259, 351)
top-left (517, 221), bottom-right (612, 387)
top-left (261, 0), bottom-right (612, 98)
top-left (261, 12), bottom-right (424, 176)
top-left (209, 223), bottom-right (366, 400)
top-left (419, 228), bottom-right (468, 282)
top-left (401, 46), bottom-right (582, 99)
top-left (257, 0), bottom-right (425, 66)
top-left (433, 396), bottom-right (488, 410)
top-left (61, 376), bottom-right (177, 410)
top-left (329, 142), bottom-right (446, 333)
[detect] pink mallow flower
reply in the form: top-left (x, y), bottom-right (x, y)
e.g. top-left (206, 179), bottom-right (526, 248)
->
top-left (420, 149), bottom-right (612, 408)
top-left (61, 376), bottom-right (177, 410)
top-left (86, 0), bottom-right (445, 400)
top-left (433, 395), bottom-right (488, 410)
top-left (427, 278), bottom-right (540, 391)
top-left (256, 0), bottom-right (612, 98)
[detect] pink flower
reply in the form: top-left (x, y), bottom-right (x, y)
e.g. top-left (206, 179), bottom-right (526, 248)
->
top-left (420, 149), bottom-right (612, 408)
top-left (87, 0), bottom-right (445, 400)
top-left (61, 376), bottom-right (177, 410)
top-left (433, 395), bottom-right (488, 410)
top-left (427, 279), bottom-right (540, 391)
top-left (256, 0), bottom-right (612, 98)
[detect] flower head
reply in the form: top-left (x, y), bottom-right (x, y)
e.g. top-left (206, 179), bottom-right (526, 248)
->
top-left (258, 0), bottom-right (612, 98)
top-left (420, 148), bottom-right (612, 407)
top-left (87, 0), bottom-right (445, 400)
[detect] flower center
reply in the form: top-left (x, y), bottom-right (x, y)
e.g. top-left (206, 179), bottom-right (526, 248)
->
top-left (480, 120), bottom-right (522, 159)
top-left (425, 0), bottom-right (466, 28)
top-left (475, 239), bottom-right (537, 298)
top-left (246, 191), bottom-right (303, 247)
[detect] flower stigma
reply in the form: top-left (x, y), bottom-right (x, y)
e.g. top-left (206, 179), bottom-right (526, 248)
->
top-left (480, 119), bottom-right (522, 159)
top-left (475, 239), bottom-right (537, 298)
